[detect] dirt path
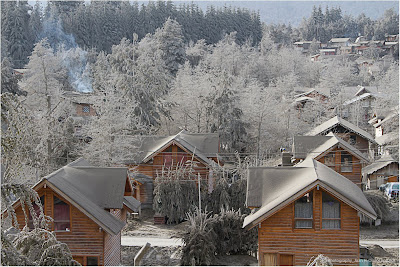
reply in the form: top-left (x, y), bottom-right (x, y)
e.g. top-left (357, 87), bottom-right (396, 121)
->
top-left (121, 236), bottom-right (183, 247)
top-left (360, 239), bottom-right (399, 248)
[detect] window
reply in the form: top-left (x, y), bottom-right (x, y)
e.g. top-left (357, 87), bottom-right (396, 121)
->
top-left (163, 146), bottom-right (173, 166)
top-left (294, 190), bottom-right (313, 229)
top-left (82, 105), bottom-right (90, 113)
top-left (87, 257), bottom-right (99, 266)
top-left (322, 192), bottom-right (341, 229)
top-left (54, 196), bottom-right (70, 231)
top-left (28, 195), bottom-right (45, 229)
top-left (349, 134), bottom-right (356, 145)
top-left (324, 153), bottom-right (335, 167)
top-left (341, 153), bottom-right (353, 172)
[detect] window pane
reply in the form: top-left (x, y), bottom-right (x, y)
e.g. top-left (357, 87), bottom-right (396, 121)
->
top-left (87, 257), bottom-right (98, 266)
top-left (295, 219), bottom-right (313, 228)
top-left (341, 153), bottom-right (352, 172)
top-left (82, 105), bottom-right (90, 113)
top-left (322, 192), bottom-right (341, 229)
top-left (322, 220), bottom-right (340, 229)
top-left (295, 191), bottom-right (313, 229)
top-left (54, 196), bottom-right (70, 231)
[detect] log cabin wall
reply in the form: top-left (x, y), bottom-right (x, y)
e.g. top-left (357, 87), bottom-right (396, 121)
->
top-left (104, 209), bottom-right (122, 266)
top-left (258, 188), bottom-right (359, 266)
top-left (14, 187), bottom-right (105, 265)
top-left (318, 147), bottom-right (363, 188)
top-left (128, 143), bottom-right (214, 206)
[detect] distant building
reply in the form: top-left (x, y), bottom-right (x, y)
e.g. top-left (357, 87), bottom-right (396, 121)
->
top-left (305, 115), bottom-right (378, 160)
top-left (292, 133), bottom-right (370, 188)
top-left (363, 154), bottom-right (399, 189)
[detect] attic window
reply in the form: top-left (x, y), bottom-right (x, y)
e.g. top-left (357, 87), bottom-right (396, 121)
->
top-left (294, 190), bottom-right (313, 229)
top-left (349, 134), bottom-right (356, 145)
top-left (322, 192), bottom-right (341, 229)
top-left (82, 105), bottom-right (90, 113)
top-left (341, 153), bottom-right (353, 173)
top-left (54, 196), bottom-right (70, 231)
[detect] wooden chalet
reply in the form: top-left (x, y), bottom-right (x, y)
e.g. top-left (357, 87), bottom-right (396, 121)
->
top-left (10, 158), bottom-right (140, 266)
top-left (305, 116), bottom-right (377, 160)
top-left (123, 130), bottom-right (221, 208)
top-left (243, 159), bottom-right (377, 266)
top-left (362, 154), bottom-right (399, 190)
top-left (292, 133), bottom-right (370, 188)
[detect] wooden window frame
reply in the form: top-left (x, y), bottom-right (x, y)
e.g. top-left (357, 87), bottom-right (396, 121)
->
top-left (340, 152), bottom-right (353, 173)
top-left (293, 189), bottom-right (315, 230)
top-left (320, 191), bottom-right (342, 230)
top-left (52, 193), bottom-right (72, 232)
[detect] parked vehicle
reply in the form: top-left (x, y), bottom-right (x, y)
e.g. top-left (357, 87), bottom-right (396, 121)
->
top-left (384, 182), bottom-right (399, 200)
top-left (379, 183), bottom-right (389, 192)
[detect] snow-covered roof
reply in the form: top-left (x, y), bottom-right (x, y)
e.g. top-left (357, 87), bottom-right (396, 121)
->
top-left (305, 116), bottom-right (376, 144)
top-left (362, 155), bottom-right (398, 175)
top-left (243, 159), bottom-right (377, 229)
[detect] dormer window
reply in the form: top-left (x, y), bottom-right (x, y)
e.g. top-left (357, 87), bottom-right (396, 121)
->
top-left (294, 190), bottom-right (314, 229)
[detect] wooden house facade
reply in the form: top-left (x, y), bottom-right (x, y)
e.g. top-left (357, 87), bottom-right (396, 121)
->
top-left (292, 133), bottom-right (370, 188)
top-left (11, 159), bottom-right (140, 266)
top-left (124, 131), bottom-right (221, 208)
top-left (305, 116), bottom-right (378, 160)
top-left (244, 159), bottom-right (377, 266)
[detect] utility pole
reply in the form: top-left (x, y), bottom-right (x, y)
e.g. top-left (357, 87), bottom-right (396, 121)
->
top-left (198, 173), bottom-right (201, 211)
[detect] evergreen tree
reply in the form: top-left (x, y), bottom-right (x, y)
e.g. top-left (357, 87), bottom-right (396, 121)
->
top-left (154, 18), bottom-right (186, 76)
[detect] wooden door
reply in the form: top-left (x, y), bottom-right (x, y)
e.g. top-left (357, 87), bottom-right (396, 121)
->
top-left (280, 254), bottom-right (293, 266)
top-left (263, 253), bottom-right (277, 266)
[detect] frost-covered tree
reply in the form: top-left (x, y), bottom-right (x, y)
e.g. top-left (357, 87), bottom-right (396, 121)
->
top-left (20, 39), bottom-right (76, 175)
top-left (1, 58), bottom-right (25, 95)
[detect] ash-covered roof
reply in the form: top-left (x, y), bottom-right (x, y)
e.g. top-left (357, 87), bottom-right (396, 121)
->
top-left (121, 130), bottom-right (220, 165)
top-left (376, 132), bottom-right (398, 146)
top-left (39, 158), bottom-right (131, 235)
top-left (330, 38), bottom-right (351, 43)
top-left (305, 116), bottom-right (376, 144)
top-left (362, 155), bottom-right (398, 176)
top-left (293, 133), bottom-right (370, 163)
top-left (123, 196), bottom-right (141, 213)
top-left (243, 159), bottom-right (377, 229)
